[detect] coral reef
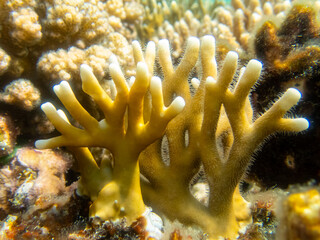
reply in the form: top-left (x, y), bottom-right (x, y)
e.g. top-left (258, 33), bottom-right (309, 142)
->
top-left (277, 188), bottom-right (320, 240)
top-left (0, 0), bottom-right (318, 239)
top-left (0, 0), bottom-right (142, 86)
top-left (138, 35), bottom-right (307, 238)
top-left (0, 147), bottom-right (87, 239)
top-left (0, 48), bottom-right (11, 76)
top-left (37, 36), bottom-right (308, 239)
top-left (0, 0), bottom-right (145, 155)
top-left (138, 0), bottom-right (294, 61)
top-left (0, 114), bottom-right (17, 159)
top-left (36, 49), bottom-right (185, 224)
top-left (0, 79), bottom-right (40, 111)
top-left (248, 2), bottom-right (320, 188)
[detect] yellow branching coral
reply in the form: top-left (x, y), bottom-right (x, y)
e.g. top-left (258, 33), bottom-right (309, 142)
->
top-left (35, 56), bottom-right (185, 223)
top-left (137, 36), bottom-right (309, 238)
top-left (36, 35), bottom-right (308, 238)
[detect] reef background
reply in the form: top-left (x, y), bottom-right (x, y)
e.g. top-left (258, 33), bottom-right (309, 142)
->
top-left (0, 0), bottom-right (320, 239)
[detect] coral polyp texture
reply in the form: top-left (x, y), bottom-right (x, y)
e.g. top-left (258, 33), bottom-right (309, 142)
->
top-left (249, 2), bottom-right (320, 188)
top-left (278, 189), bottom-right (320, 240)
top-left (35, 54), bottom-right (185, 224)
top-left (36, 36), bottom-right (308, 239)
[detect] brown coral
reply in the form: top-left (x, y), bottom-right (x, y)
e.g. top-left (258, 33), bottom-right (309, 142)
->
top-left (0, 48), bottom-right (11, 76)
top-left (37, 45), bottom-right (113, 86)
top-left (278, 189), bottom-right (320, 240)
top-left (248, 2), bottom-right (320, 189)
top-left (8, 7), bottom-right (42, 46)
top-left (0, 79), bottom-right (41, 111)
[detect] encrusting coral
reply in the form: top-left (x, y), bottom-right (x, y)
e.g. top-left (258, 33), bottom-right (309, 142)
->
top-left (0, 79), bottom-right (40, 111)
top-left (36, 35), bottom-right (309, 239)
top-left (277, 189), bottom-right (320, 240)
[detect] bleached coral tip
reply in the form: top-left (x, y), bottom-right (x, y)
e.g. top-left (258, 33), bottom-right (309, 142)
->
top-left (57, 109), bottom-right (69, 122)
top-left (206, 76), bottom-right (216, 85)
top-left (147, 41), bottom-right (156, 49)
top-left (292, 118), bottom-right (309, 131)
top-left (187, 36), bottom-right (200, 45)
top-left (279, 88), bottom-right (301, 110)
top-left (129, 76), bottom-right (135, 87)
top-left (109, 62), bottom-right (121, 75)
top-left (287, 88), bottom-right (302, 100)
top-left (80, 64), bottom-right (92, 73)
top-left (53, 83), bottom-right (60, 93)
top-left (235, 8), bottom-right (244, 15)
top-left (150, 76), bottom-right (162, 91)
top-left (248, 59), bottom-right (262, 71)
top-left (35, 140), bottom-right (46, 149)
top-left (158, 39), bottom-right (169, 49)
top-left (80, 64), bottom-right (95, 83)
top-left (191, 78), bottom-right (200, 89)
top-left (137, 61), bottom-right (147, 69)
top-left (109, 54), bottom-right (118, 65)
top-left (41, 102), bottom-right (54, 111)
top-left (171, 96), bottom-right (185, 112)
top-left (226, 51), bottom-right (238, 61)
top-left (60, 80), bottom-right (70, 88)
top-left (202, 35), bottom-right (215, 45)
top-left (132, 40), bottom-right (139, 46)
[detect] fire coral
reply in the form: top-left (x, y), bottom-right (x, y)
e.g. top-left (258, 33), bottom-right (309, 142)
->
top-left (36, 35), bottom-right (309, 239)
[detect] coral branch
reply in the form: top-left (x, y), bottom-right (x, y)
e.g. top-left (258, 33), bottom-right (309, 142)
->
top-left (139, 35), bottom-right (309, 239)
top-left (36, 56), bottom-right (185, 223)
top-left (36, 35), bottom-right (308, 239)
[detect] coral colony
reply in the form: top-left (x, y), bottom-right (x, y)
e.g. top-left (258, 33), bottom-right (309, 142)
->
top-left (36, 36), bottom-right (308, 239)
top-left (1, 0), bottom-right (320, 239)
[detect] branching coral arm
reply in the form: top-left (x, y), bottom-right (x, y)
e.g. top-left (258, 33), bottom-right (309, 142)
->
top-left (35, 66), bottom-right (126, 150)
top-left (252, 88), bottom-right (309, 136)
top-left (35, 102), bottom-right (89, 148)
top-left (141, 76), bottom-right (185, 143)
top-left (132, 40), bottom-right (155, 75)
top-left (69, 147), bottom-right (112, 201)
top-left (197, 46), bottom-right (309, 238)
top-left (160, 37), bottom-right (199, 104)
top-left (36, 55), bottom-right (185, 223)
top-left (80, 63), bottom-right (128, 129)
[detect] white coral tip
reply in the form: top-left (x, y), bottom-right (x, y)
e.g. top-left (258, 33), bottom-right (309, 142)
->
top-left (247, 59), bottom-right (262, 72)
top-left (226, 51), bottom-right (238, 62)
top-left (171, 96), bottom-right (185, 113)
top-left (35, 140), bottom-right (47, 149)
top-left (80, 64), bottom-right (93, 79)
top-left (291, 118), bottom-right (309, 131)
top-left (158, 39), bottom-right (170, 51)
top-left (187, 36), bottom-right (200, 46)
top-left (191, 78), bottom-right (200, 89)
top-left (41, 102), bottom-right (55, 112)
top-left (206, 76), bottom-right (217, 85)
top-left (280, 88), bottom-right (301, 110)
top-left (54, 80), bottom-right (70, 95)
top-left (201, 35), bottom-right (215, 48)
top-left (150, 76), bottom-right (161, 93)
top-left (147, 41), bottom-right (156, 51)
top-left (80, 64), bottom-right (92, 73)
top-left (109, 54), bottom-right (119, 65)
